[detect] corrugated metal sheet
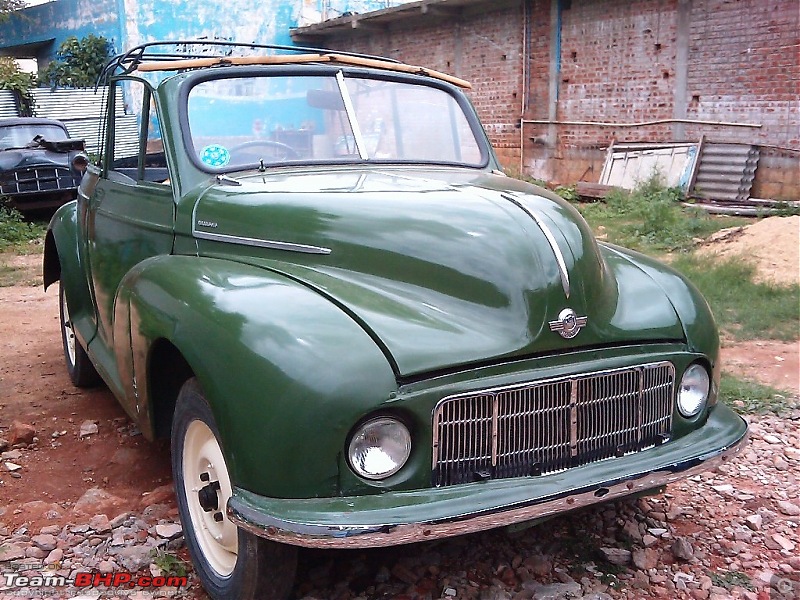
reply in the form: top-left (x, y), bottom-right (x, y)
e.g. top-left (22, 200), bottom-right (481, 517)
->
top-left (30, 88), bottom-right (108, 119)
top-left (0, 91), bottom-right (18, 118)
top-left (692, 143), bottom-right (759, 203)
top-left (30, 88), bottom-right (140, 158)
top-left (0, 88), bottom-right (139, 158)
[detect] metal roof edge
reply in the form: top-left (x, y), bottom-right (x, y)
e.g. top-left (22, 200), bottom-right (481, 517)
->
top-left (291, 0), bottom-right (498, 39)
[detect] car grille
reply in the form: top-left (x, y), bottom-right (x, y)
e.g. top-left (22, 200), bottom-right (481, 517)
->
top-left (432, 362), bottom-right (675, 487)
top-left (0, 167), bottom-right (78, 195)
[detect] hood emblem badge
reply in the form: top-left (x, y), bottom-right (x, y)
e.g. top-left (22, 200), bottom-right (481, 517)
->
top-left (549, 308), bottom-right (588, 339)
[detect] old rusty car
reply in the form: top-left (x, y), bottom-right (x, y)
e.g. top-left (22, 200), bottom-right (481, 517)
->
top-left (0, 117), bottom-right (87, 211)
top-left (44, 42), bottom-right (747, 599)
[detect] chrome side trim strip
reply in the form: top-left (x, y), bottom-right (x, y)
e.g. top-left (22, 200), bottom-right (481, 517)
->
top-left (193, 229), bottom-right (332, 255)
top-left (501, 194), bottom-right (570, 298)
top-left (227, 431), bottom-right (748, 549)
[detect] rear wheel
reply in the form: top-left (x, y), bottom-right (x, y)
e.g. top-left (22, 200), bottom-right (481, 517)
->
top-left (172, 378), bottom-right (297, 600)
top-left (59, 282), bottom-right (100, 387)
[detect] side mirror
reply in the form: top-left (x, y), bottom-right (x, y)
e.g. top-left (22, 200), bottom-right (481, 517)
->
top-left (306, 89), bottom-right (345, 111)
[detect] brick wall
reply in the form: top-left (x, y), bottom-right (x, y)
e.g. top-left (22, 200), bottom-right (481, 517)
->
top-left (682, 0), bottom-right (799, 199)
top-left (527, 0), bottom-right (798, 198)
top-left (324, 2), bottom-right (525, 167)
top-left (307, 0), bottom-right (799, 199)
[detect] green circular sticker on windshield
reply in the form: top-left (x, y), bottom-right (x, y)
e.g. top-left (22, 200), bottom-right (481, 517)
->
top-left (200, 144), bottom-right (230, 167)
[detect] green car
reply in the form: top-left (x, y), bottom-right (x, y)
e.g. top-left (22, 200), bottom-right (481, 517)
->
top-left (44, 42), bottom-right (747, 600)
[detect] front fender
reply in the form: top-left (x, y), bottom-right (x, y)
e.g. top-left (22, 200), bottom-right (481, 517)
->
top-left (44, 200), bottom-right (95, 346)
top-left (120, 255), bottom-right (398, 499)
top-left (602, 244), bottom-right (721, 392)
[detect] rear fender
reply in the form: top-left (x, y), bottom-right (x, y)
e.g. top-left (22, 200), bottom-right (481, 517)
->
top-left (44, 201), bottom-right (95, 347)
top-left (118, 255), bottom-right (398, 498)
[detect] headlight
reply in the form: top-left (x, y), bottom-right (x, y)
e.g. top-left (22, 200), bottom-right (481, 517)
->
top-left (677, 363), bottom-right (710, 417)
top-left (348, 417), bottom-right (411, 480)
top-left (71, 153), bottom-right (89, 174)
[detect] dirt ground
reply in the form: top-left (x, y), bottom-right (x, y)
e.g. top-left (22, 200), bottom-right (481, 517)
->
top-left (696, 215), bottom-right (800, 287)
top-left (0, 275), bottom-right (174, 531)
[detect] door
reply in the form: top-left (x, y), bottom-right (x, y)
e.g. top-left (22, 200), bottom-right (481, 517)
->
top-left (81, 78), bottom-right (175, 396)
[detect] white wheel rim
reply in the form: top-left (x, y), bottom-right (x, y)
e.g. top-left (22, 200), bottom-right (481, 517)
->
top-left (61, 290), bottom-right (77, 367)
top-left (182, 420), bottom-right (239, 577)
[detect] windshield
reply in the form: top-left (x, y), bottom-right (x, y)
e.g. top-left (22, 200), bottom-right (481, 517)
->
top-left (0, 124), bottom-right (69, 151)
top-left (186, 73), bottom-right (484, 170)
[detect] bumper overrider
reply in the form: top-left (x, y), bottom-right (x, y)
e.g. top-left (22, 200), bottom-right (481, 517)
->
top-left (227, 403), bottom-right (748, 549)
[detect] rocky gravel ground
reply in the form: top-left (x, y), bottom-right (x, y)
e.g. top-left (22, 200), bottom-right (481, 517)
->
top-left (1, 411), bottom-right (798, 600)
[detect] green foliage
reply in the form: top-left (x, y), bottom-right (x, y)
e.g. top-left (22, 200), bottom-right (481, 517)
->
top-left (576, 174), bottom-right (753, 252)
top-left (721, 375), bottom-right (797, 416)
top-left (772, 201), bottom-right (800, 217)
top-left (0, 57), bottom-right (35, 116)
top-left (0, 0), bottom-right (24, 21)
top-left (672, 254), bottom-right (800, 341)
top-left (554, 185), bottom-right (579, 202)
top-left (0, 204), bottom-right (46, 250)
top-left (41, 35), bottom-right (112, 88)
top-left (150, 549), bottom-right (189, 578)
top-left (709, 569), bottom-right (754, 591)
top-left (581, 175), bottom-right (709, 251)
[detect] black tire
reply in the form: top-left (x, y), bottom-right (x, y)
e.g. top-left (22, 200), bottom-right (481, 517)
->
top-left (59, 282), bottom-right (101, 388)
top-left (171, 378), bottom-right (297, 600)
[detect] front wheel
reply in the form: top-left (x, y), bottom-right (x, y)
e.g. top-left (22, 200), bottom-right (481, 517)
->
top-left (59, 282), bottom-right (100, 387)
top-left (171, 378), bottom-right (297, 600)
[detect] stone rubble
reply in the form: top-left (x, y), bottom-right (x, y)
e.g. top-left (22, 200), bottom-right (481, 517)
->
top-left (0, 413), bottom-right (797, 600)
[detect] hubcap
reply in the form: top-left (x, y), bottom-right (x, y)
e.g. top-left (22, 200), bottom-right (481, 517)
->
top-left (61, 290), bottom-right (76, 367)
top-left (182, 420), bottom-right (238, 576)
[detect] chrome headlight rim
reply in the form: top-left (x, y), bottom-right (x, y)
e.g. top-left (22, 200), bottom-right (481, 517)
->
top-left (677, 362), bottom-right (710, 418)
top-left (347, 416), bottom-right (412, 481)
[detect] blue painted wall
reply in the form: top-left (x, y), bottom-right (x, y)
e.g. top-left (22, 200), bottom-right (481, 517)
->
top-left (0, 0), bottom-right (123, 63)
top-left (0, 0), bottom-right (402, 67)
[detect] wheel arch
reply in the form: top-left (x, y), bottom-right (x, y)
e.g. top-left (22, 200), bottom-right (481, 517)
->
top-left (43, 229), bottom-right (61, 289)
top-left (148, 338), bottom-right (195, 440)
top-left (122, 254), bottom-right (398, 498)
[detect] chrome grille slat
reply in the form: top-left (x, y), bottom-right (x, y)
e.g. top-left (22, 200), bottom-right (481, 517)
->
top-left (0, 167), bottom-right (76, 195)
top-left (433, 362), bottom-right (675, 487)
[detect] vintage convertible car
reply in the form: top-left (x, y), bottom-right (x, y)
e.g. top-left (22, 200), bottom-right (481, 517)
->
top-left (44, 42), bottom-right (747, 600)
top-left (0, 117), bottom-right (87, 211)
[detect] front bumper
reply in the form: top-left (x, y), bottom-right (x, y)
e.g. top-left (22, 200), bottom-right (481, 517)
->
top-left (227, 403), bottom-right (747, 549)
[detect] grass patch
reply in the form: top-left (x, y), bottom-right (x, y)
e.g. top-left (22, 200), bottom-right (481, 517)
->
top-left (0, 205), bottom-right (46, 251)
top-left (721, 375), bottom-right (797, 416)
top-left (150, 548), bottom-right (189, 578)
top-left (0, 249), bottom-right (43, 287)
top-left (709, 570), bottom-right (754, 591)
top-left (575, 176), bottom-right (748, 253)
top-left (671, 255), bottom-right (800, 341)
top-left (0, 263), bottom-right (22, 287)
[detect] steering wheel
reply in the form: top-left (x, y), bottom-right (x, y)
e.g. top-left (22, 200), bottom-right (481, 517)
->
top-left (228, 140), bottom-right (300, 163)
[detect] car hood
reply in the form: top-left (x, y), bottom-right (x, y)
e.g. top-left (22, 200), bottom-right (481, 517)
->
top-left (189, 168), bottom-right (685, 376)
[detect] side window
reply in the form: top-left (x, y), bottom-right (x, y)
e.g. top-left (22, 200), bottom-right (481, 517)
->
top-left (107, 79), bottom-right (170, 185)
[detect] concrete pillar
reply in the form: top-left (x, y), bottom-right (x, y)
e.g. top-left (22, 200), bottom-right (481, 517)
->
top-left (672, 0), bottom-right (692, 141)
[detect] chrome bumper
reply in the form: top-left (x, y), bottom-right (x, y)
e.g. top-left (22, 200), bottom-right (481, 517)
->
top-left (227, 412), bottom-right (748, 549)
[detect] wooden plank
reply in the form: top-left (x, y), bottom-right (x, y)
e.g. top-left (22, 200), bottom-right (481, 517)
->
top-left (137, 53), bottom-right (472, 89)
top-left (576, 182), bottom-right (619, 200)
